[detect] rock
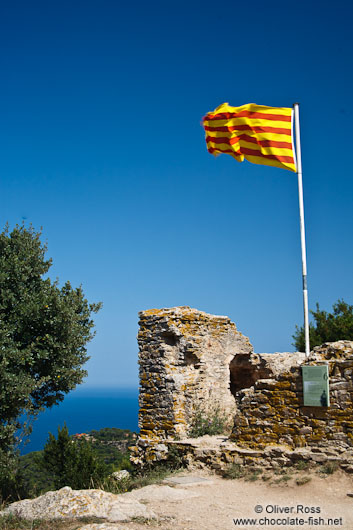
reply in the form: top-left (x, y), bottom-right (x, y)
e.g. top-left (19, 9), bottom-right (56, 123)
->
top-left (299, 427), bottom-right (312, 435)
top-left (310, 453), bottom-right (328, 463)
top-left (273, 457), bottom-right (289, 466)
top-left (327, 457), bottom-right (342, 463)
top-left (235, 447), bottom-right (263, 457)
top-left (255, 379), bottom-right (278, 390)
top-left (127, 484), bottom-right (200, 501)
top-left (111, 470), bottom-right (130, 481)
top-left (155, 443), bottom-right (168, 452)
top-left (163, 476), bottom-right (212, 487)
top-left (0, 486), bottom-right (156, 522)
top-left (264, 446), bottom-right (285, 457)
top-left (77, 523), bottom-right (126, 530)
top-left (289, 449), bottom-right (311, 461)
top-left (330, 382), bottom-right (350, 390)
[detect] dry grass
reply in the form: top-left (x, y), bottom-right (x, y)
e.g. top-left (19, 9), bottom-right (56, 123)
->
top-left (0, 516), bottom-right (105, 530)
top-left (296, 476), bottom-right (312, 486)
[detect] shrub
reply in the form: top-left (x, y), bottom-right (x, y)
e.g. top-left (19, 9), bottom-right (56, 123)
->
top-left (188, 406), bottom-right (229, 437)
top-left (42, 424), bottom-right (108, 489)
top-left (296, 476), bottom-right (312, 486)
top-left (319, 461), bottom-right (339, 475)
top-left (0, 452), bottom-right (27, 504)
top-left (245, 469), bottom-right (263, 482)
top-left (295, 460), bottom-right (309, 471)
top-left (101, 462), bottom-right (182, 495)
top-left (293, 299), bottom-right (353, 351)
top-left (220, 463), bottom-right (245, 480)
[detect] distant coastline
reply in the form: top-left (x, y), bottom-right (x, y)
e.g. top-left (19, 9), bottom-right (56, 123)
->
top-left (20, 386), bottom-right (139, 455)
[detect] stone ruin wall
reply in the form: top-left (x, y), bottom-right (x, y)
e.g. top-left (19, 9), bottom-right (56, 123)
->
top-left (136, 306), bottom-right (252, 441)
top-left (131, 306), bottom-right (353, 469)
top-left (231, 341), bottom-right (353, 450)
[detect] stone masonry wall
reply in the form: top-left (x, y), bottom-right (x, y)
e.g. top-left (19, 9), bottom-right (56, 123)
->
top-left (131, 305), bottom-right (353, 470)
top-left (134, 307), bottom-right (252, 451)
top-left (231, 341), bottom-right (353, 451)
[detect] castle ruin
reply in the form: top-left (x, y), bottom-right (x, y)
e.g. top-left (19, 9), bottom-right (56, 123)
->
top-left (131, 306), bottom-right (353, 471)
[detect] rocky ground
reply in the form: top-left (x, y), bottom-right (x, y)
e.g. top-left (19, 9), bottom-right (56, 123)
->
top-left (2, 468), bottom-right (353, 530)
top-left (116, 469), bottom-right (353, 530)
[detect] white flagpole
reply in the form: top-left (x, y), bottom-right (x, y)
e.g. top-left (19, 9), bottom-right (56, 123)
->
top-left (293, 103), bottom-right (310, 358)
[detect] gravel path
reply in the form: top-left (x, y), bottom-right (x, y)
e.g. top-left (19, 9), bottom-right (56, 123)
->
top-left (119, 469), bottom-right (353, 530)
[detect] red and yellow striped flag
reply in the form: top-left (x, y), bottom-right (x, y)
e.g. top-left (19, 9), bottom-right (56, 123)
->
top-left (203, 102), bottom-right (296, 172)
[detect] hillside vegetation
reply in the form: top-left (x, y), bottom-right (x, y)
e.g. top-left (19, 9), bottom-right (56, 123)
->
top-left (15, 427), bottom-right (136, 500)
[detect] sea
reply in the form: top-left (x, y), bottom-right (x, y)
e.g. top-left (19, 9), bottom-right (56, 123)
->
top-left (19, 386), bottom-right (139, 455)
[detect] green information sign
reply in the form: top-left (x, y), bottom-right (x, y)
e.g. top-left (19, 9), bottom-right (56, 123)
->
top-left (302, 365), bottom-right (330, 407)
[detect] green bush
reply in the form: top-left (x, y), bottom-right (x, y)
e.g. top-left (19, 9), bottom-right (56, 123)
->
top-left (42, 425), bottom-right (108, 489)
top-left (220, 463), bottom-right (245, 479)
top-left (188, 406), bottom-right (229, 437)
top-left (0, 452), bottom-right (27, 504)
top-left (92, 442), bottom-right (133, 472)
top-left (296, 476), bottom-right (312, 486)
top-left (319, 461), bottom-right (339, 475)
top-left (17, 451), bottom-right (54, 499)
top-left (7, 427), bottom-right (136, 501)
top-left (295, 459), bottom-right (309, 471)
top-left (293, 299), bottom-right (353, 351)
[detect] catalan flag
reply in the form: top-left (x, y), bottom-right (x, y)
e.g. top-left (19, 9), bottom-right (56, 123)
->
top-left (203, 102), bottom-right (296, 172)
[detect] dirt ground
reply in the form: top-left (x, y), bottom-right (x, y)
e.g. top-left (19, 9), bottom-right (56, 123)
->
top-left (121, 469), bottom-right (353, 530)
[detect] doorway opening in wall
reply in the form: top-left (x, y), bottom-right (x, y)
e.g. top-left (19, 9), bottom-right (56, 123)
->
top-left (229, 354), bottom-right (270, 397)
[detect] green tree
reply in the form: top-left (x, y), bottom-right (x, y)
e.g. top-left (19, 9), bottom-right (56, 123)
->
top-left (42, 424), bottom-right (107, 489)
top-left (0, 224), bottom-right (101, 496)
top-left (293, 299), bottom-right (353, 351)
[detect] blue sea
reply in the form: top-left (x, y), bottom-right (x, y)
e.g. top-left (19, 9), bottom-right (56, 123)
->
top-left (20, 387), bottom-right (139, 455)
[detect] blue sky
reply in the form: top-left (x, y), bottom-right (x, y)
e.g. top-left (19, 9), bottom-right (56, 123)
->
top-left (1, 0), bottom-right (352, 388)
